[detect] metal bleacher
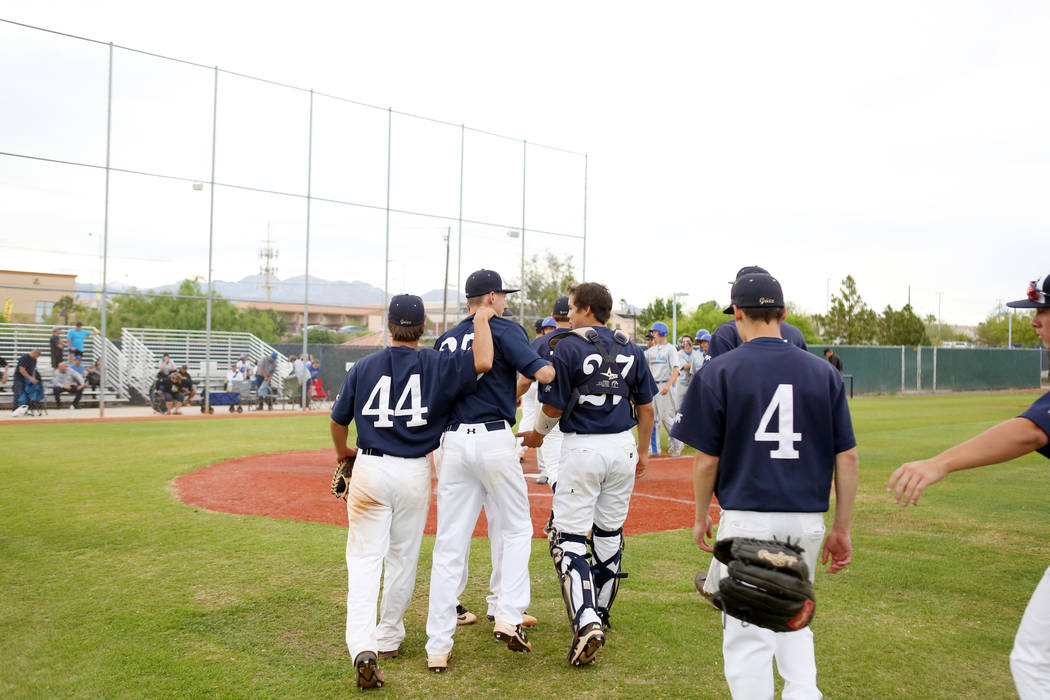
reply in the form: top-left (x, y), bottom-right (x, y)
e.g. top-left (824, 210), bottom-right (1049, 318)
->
top-left (0, 323), bottom-right (130, 407)
top-left (121, 327), bottom-right (290, 400)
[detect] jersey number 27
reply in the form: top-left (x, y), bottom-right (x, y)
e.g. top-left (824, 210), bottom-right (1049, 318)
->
top-left (754, 384), bottom-right (801, 459)
top-left (362, 374), bottom-right (429, 427)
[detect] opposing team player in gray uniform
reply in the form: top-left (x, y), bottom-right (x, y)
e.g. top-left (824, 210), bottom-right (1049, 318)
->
top-left (330, 295), bottom-right (495, 689)
top-left (519, 282), bottom-right (656, 666)
top-left (889, 272), bottom-right (1050, 700)
top-left (425, 269), bottom-right (554, 673)
top-left (645, 321), bottom-right (683, 457)
top-left (672, 272), bottom-right (858, 699)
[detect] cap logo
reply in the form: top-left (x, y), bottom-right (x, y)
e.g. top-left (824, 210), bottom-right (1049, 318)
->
top-left (759, 297), bottom-right (775, 305)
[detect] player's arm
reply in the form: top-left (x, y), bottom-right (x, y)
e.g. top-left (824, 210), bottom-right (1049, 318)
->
top-left (823, 446), bottom-right (858, 573)
top-left (692, 450), bottom-right (719, 552)
top-left (533, 363), bottom-right (555, 384)
top-left (666, 365), bottom-right (679, 393)
top-left (518, 403), bottom-right (563, 448)
top-left (634, 401), bottom-right (654, 478)
top-left (330, 420), bottom-right (356, 461)
top-left (888, 418), bottom-right (1049, 507)
top-left (515, 374), bottom-right (533, 399)
top-left (471, 307), bottom-right (496, 373)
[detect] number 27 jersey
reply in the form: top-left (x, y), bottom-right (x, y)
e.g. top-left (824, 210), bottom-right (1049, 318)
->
top-left (330, 345), bottom-right (477, 458)
top-left (671, 337), bottom-right (856, 512)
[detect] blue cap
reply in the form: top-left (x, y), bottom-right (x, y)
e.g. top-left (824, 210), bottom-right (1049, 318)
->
top-left (270, 352), bottom-right (277, 359)
top-left (388, 294), bottom-right (426, 326)
top-left (465, 269), bottom-right (518, 298)
top-left (541, 317), bottom-right (557, 329)
top-left (695, 329), bottom-right (711, 342)
top-left (651, 321), bottom-right (669, 337)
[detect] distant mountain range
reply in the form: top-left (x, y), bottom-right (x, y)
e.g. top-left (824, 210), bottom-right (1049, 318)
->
top-left (76, 275), bottom-right (457, 306)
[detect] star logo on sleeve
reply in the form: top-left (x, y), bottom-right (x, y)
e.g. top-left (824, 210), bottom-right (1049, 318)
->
top-left (673, 412), bottom-right (683, 424)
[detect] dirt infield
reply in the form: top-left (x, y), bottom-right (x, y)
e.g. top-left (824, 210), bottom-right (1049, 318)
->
top-left (172, 449), bottom-right (720, 537)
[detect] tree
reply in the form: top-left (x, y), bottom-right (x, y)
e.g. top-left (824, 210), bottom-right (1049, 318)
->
top-left (638, 297), bottom-right (686, 334)
top-left (976, 309), bottom-right (1039, 347)
top-left (921, 314), bottom-right (966, 345)
top-left (815, 275), bottom-right (877, 345)
top-left (517, 252), bottom-right (577, 328)
top-left (785, 303), bottom-right (822, 345)
top-left (44, 295), bottom-right (89, 325)
top-left (876, 304), bottom-right (930, 345)
top-left (306, 327), bottom-right (342, 344)
top-left (85, 278), bottom-right (285, 342)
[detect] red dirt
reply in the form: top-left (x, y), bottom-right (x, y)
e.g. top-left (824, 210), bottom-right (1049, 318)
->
top-left (172, 449), bottom-right (721, 537)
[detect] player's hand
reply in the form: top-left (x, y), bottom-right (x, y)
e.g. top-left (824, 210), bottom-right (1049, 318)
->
top-left (821, 529), bottom-right (852, 573)
top-left (473, 306), bottom-right (497, 322)
top-left (516, 430), bottom-right (544, 448)
top-left (635, 450), bottom-right (648, 478)
top-left (336, 445), bottom-right (357, 462)
top-left (659, 385), bottom-right (669, 396)
top-left (693, 514), bottom-right (714, 552)
top-left (888, 458), bottom-right (949, 506)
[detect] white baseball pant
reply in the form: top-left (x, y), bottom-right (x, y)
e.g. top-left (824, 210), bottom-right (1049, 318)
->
top-left (712, 510), bottom-right (827, 700)
top-left (345, 453), bottom-right (431, 660)
top-left (517, 382), bottom-right (539, 460)
top-left (426, 422), bottom-right (532, 655)
top-left (1011, 565), bottom-right (1050, 699)
top-left (653, 383), bottom-right (683, 456)
top-left (538, 424), bottom-right (563, 484)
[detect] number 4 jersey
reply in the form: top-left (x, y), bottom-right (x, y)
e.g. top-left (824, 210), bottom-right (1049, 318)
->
top-left (330, 345), bottom-right (479, 458)
top-left (671, 337), bottom-right (856, 512)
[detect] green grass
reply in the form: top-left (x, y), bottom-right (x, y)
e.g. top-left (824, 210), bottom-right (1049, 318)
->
top-left (2, 391), bottom-right (1048, 698)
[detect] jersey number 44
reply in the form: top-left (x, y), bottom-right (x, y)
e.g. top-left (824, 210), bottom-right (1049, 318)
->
top-left (362, 374), bottom-right (429, 427)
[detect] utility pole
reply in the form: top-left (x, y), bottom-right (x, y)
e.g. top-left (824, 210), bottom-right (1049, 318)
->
top-left (259, 222), bottom-right (278, 301)
top-left (937, 291), bottom-right (943, 341)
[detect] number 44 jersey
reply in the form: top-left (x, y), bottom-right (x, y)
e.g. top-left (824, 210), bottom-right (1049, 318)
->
top-left (671, 337), bottom-right (856, 513)
top-left (330, 345), bottom-right (479, 458)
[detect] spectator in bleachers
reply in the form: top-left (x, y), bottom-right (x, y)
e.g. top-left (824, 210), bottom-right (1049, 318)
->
top-left (85, 358), bottom-right (102, 388)
top-left (308, 357), bottom-right (327, 401)
top-left (179, 365), bottom-right (197, 405)
top-left (157, 353), bottom-right (176, 375)
top-left (52, 361), bottom-right (86, 410)
top-left (225, 362), bottom-right (240, 391)
top-left (236, 354), bottom-right (251, 378)
top-left (289, 354), bottom-right (310, 408)
top-left (256, 352), bottom-right (277, 389)
top-left (65, 322), bottom-right (96, 359)
top-left (161, 370), bottom-right (187, 415)
top-left (49, 327), bottom-right (66, 369)
top-left (0, 356), bottom-right (8, 385)
top-left (70, 355), bottom-right (87, 380)
top-left (11, 348), bottom-right (42, 414)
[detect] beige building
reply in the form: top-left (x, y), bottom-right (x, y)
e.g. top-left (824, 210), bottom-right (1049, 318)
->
top-left (0, 270), bottom-right (78, 323)
top-left (233, 300), bottom-right (381, 332)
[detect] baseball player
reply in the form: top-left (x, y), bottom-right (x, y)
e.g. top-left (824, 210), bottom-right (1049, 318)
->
top-left (517, 317), bottom-right (557, 463)
top-left (695, 328), bottom-right (712, 357)
top-left (888, 273), bottom-right (1050, 700)
top-left (519, 282), bottom-right (656, 665)
top-left (708, 266), bottom-right (808, 359)
top-left (672, 271), bottom-right (858, 699)
top-left (645, 321), bottom-right (683, 457)
top-left (672, 335), bottom-right (699, 410)
top-left (425, 269), bottom-right (554, 672)
top-left (330, 295), bottom-right (495, 689)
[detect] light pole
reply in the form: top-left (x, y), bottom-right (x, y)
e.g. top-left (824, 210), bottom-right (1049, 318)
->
top-left (671, 292), bottom-right (688, 346)
top-left (87, 232), bottom-right (102, 303)
top-left (937, 291), bottom-right (943, 342)
top-left (506, 229), bottom-right (523, 324)
top-left (442, 227), bottom-right (451, 334)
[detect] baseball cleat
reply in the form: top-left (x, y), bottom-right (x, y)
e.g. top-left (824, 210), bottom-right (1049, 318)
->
top-left (536, 475), bottom-right (549, 485)
top-left (354, 651), bottom-right (384, 689)
top-left (427, 651), bottom-right (450, 673)
top-left (486, 612), bottom-right (538, 627)
top-left (493, 619), bottom-right (532, 652)
top-left (456, 604), bottom-right (477, 626)
top-left (378, 646), bottom-right (400, 659)
top-left (569, 621), bottom-right (605, 666)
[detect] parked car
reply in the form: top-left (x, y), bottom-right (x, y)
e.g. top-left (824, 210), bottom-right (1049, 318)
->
top-left (337, 325), bottom-right (366, 334)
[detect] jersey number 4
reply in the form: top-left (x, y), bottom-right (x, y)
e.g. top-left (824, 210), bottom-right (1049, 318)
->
top-left (362, 374), bottom-right (429, 427)
top-left (754, 384), bottom-right (802, 459)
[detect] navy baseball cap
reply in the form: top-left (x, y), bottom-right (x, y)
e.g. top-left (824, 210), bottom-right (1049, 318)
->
top-left (1006, 274), bottom-right (1050, 309)
top-left (651, 321), bottom-right (669, 336)
top-left (730, 265), bottom-right (768, 283)
top-left (552, 296), bottom-right (570, 317)
top-left (388, 294), bottom-right (426, 326)
top-left (465, 269), bottom-right (518, 298)
top-left (725, 272), bottom-right (785, 314)
top-left (502, 307), bottom-right (515, 317)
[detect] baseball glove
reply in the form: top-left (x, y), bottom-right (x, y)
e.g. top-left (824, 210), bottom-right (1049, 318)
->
top-left (709, 537), bottom-right (816, 633)
top-left (330, 452), bottom-right (357, 500)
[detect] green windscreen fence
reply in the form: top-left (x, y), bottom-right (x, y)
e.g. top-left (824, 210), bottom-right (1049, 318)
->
top-left (807, 346), bottom-right (1043, 394)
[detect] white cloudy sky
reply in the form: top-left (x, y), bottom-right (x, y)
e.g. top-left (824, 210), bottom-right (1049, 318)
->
top-left (1, 1), bottom-right (1048, 325)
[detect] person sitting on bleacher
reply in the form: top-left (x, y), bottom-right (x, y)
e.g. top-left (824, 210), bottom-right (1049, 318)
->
top-left (236, 354), bottom-right (251, 379)
top-left (255, 352), bottom-right (277, 411)
top-left (225, 362), bottom-right (240, 391)
top-left (11, 349), bottom-right (42, 416)
top-left (0, 356), bottom-right (8, 386)
top-left (179, 365), bottom-right (197, 405)
top-left (84, 359), bottom-right (102, 388)
top-left (70, 355), bottom-right (88, 381)
top-left (52, 361), bottom-right (86, 410)
top-left (161, 370), bottom-right (187, 415)
top-left (157, 353), bottom-right (176, 375)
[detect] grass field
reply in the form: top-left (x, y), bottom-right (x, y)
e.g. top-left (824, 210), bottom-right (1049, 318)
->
top-left (2, 391), bottom-right (1048, 698)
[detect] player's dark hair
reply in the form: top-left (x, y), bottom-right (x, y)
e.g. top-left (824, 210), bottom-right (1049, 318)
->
top-left (568, 283), bottom-right (613, 324)
top-left (388, 322), bottom-right (425, 342)
top-left (741, 306), bottom-right (785, 324)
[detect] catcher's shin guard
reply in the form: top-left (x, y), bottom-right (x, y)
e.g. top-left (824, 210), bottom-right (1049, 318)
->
top-left (550, 531), bottom-right (597, 628)
top-left (590, 525), bottom-right (627, 628)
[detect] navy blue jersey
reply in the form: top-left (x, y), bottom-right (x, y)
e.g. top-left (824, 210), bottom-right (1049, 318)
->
top-left (671, 337), bottom-right (856, 512)
top-left (708, 319), bottom-right (808, 359)
top-left (330, 345), bottom-right (477, 458)
top-left (437, 314), bottom-right (548, 425)
top-left (529, 328), bottom-right (569, 361)
top-left (1020, 389), bottom-right (1050, 459)
top-left (540, 326), bottom-right (657, 434)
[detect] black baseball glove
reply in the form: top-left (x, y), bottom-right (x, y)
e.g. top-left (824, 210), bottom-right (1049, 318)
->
top-left (709, 537), bottom-right (816, 633)
top-left (330, 452), bottom-right (358, 500)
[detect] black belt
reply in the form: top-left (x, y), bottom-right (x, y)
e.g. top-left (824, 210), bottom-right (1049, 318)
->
top-left (359, 447), bottom-right (385, 457)
top-left (444, 420), bottom-right (506, 433)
